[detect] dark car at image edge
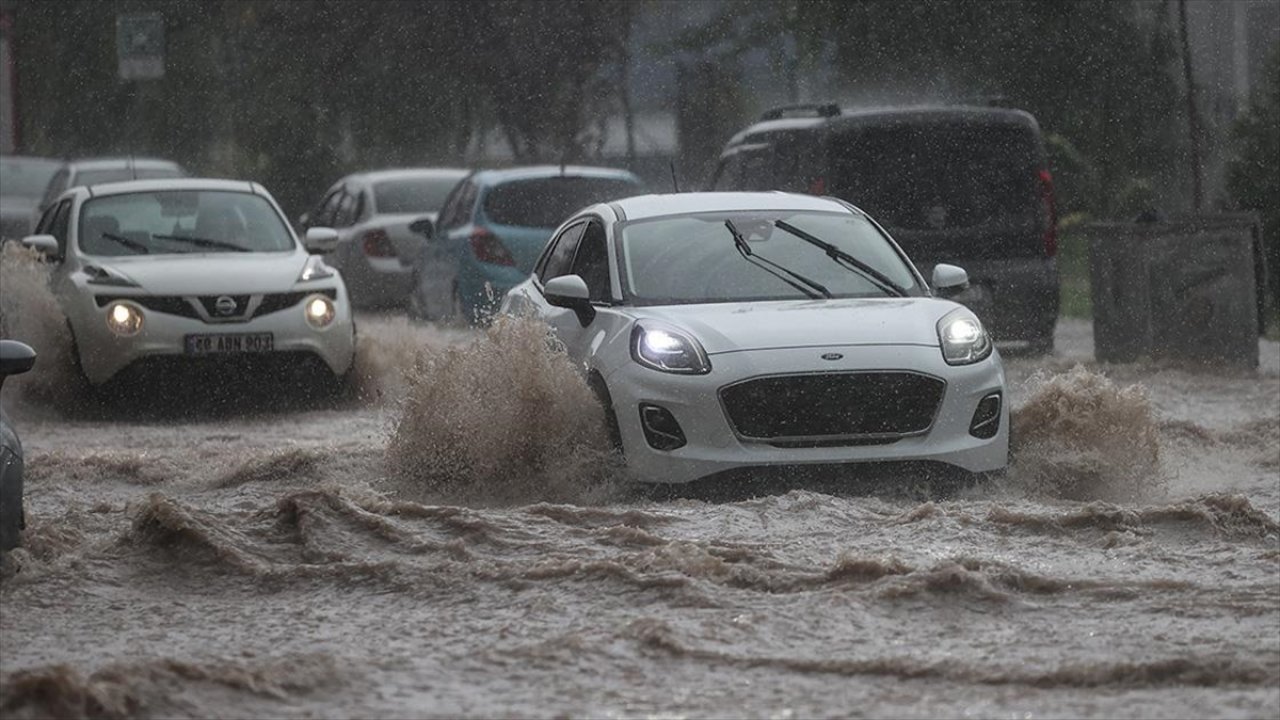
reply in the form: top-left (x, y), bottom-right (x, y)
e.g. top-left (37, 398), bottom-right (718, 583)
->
top-left (0, 340), bottom-right (36, 554)
top-left (710, 102), bottom-right (1060, 353)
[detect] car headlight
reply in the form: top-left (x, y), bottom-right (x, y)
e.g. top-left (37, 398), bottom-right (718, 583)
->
top-left (298, 255), bottom-right (334, 282)
top-left (105, 301), bottom-right (144, 336)
top-left (303, 293), bottom-right (337, 329)
top-left (937, 309), bottom-right (992, 365)
top-left (631, 322), bottom-right (711, 374)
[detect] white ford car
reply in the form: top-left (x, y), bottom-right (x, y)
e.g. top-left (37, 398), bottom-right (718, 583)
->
top-left (21, 179), bottom-right (354, 392)
top-left (501, 192), bottom-right (1008, 486)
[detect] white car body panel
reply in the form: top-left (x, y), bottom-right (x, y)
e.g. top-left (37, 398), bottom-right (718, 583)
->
top-left (310, 168), bottom-right (467, 309)
top-left (34, 179), bottom-right (355, 387)
top-left (502, 191), bottom-right (1009, 485)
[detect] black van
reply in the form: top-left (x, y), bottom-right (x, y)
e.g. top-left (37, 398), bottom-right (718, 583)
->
top-left (709, 103), bottom-right (1059, 353)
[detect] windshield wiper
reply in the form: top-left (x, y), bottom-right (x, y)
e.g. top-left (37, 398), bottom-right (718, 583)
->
top-left (100, 231), bottom-right (151, 254)
top-left (725, 219), bottom-right (830, 300)
top-left (773, 220), bottom-right (908, 297)
top-left (152, 234), bottom-right (252, 253)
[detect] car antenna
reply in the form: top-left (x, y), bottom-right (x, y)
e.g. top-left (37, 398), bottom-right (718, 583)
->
top-left (669, 160), bottom-right (680, 193)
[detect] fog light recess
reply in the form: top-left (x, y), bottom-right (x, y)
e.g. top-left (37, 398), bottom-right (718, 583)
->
top-left (639, 403), bottom-right (687, 451)
top-left (969, 392), bottom-right (1002, 439)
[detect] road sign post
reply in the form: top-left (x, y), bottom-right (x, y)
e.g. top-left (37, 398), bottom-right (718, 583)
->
top-left (117, 13), bottom-right (164, 81)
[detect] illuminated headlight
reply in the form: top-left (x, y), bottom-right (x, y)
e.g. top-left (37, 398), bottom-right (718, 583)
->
top-left (105, 302), bottom-right (144, 336)
top-left (303, 294), bottom-right (336, 329)
top-left (298, 255), bottom-right (334, 282)
top-left (630, 322), bottom-right (710, 374)
top-left (937, 310), bottom-right (992, 365)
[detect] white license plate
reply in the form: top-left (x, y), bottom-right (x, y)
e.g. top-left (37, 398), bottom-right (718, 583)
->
top-left (185, 333), bottom-right (274, 355)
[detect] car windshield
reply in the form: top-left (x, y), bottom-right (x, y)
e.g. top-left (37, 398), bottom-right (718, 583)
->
top-left (483, 176), bottom-right (641, 228)
top-left (373, 177), bottom-right (462, 215)
top-left (0, 157), bottom-right (61, 199)
top-left (78, 190), bottom-right (295, 256)
top-left (828, 124), bottom-right (1040, 230)
top-left (75, 166), bottom-right (185, 187)
top-left (618, 210), bottom-right (921, 305)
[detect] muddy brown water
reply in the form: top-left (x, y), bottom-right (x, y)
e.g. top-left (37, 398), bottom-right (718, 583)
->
top-left (1, 315), bottom-right (1277, 720)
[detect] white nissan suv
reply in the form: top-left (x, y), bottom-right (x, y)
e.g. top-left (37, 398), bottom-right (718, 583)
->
top-left (22, 178), bottom-right (355, 394)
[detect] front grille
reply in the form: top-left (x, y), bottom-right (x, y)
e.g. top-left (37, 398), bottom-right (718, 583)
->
top-left (96, 295), bottom-right (201, 319)
top-left (719, 371), bottom-right (945, 443)
top-left (95, 289), bottom-right (337, 323)
top-left (197, 295), bottom-right (252, 318)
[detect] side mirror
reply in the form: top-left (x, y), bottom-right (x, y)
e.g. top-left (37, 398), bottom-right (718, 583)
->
top-left (931, 263), bottom-right (970, 297)
top-left (408, 217), bottom-right (435, 240)
top-left (544, 274), bottom-right (595, 326)
top-left (21, 234), bottom-right (58, 257)
top-left (303, 227), bottom-right (339, 254)
top-left (0, 339), bottom-right (37, 392)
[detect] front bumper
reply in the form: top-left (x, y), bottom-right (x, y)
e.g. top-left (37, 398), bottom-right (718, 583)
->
top-left (602, 344), bottom-right (1008, 484)
top-left (68, 287), bottom-right (355, 386)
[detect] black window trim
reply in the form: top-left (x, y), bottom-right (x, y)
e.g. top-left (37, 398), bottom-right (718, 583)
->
top-left (533, 219), bottom-right (586, 289)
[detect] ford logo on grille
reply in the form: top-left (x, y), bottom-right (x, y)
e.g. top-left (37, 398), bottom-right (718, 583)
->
top-left (214, 296), bottom-right (238, 316)
top-left (821, 352), bottom-right (843, 361)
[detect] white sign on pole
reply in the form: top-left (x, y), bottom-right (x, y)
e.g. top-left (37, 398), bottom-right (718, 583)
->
top-left (117, 14), bottom-right (164, 81)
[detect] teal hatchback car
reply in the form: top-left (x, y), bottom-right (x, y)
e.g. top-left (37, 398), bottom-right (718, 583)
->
top-left (408, 166), bottom-right (644, 324)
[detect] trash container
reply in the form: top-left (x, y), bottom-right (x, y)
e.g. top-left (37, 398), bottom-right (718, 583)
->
top-left (1085, 213), bottom-right (1263, 369)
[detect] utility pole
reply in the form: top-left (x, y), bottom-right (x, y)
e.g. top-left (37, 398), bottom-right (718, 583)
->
top-left (1178, 0), bottom-right (1204, 211)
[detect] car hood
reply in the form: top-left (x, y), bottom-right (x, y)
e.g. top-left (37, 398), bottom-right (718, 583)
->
top-left (85, 252), bottom-right (312, 295)
top-left (631, 298), bottom-right (961, 354)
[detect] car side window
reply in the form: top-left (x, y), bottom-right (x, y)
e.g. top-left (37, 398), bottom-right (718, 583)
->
top-left (40, 169), bottom-right (68, 211)
top-left (34, 202), bottom-right (58, 234)
top-left (438, 181), bottom-right (474, 230)
top-left (49, 199), bottom-right (72, 257)
top-left (538, 222), bottom-right (585, 284)
top-left (355, 191), bottom-right (369, 222)
top-left (312, 189), bottom-right (342, 227)
top-left (333, 191), bottom-right (357, 228)
top-left (571, 220), bottom-right (610, 302)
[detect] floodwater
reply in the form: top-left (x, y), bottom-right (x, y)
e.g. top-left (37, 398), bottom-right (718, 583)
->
top-left (0, 310), bottom-right (1277, 720)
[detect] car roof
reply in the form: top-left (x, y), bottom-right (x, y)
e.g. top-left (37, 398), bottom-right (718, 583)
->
top-left (727, 104), bottom-right (1038, 146)
top-left (469, 165), bottom-right (640, 186)
top-left (345, 167), bottom-right (471, 185)
top-left (608, 192), bottom-right (853, 222)
top-left (1, 154), bottom-right (61, 168)
top-left (74, 177), bottom-right (264, 198)
top-left (66, 157), bottom-right (185, 172)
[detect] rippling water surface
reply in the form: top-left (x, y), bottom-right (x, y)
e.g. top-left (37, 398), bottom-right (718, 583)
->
top-left (1, 309), bottom-right (1276, 719)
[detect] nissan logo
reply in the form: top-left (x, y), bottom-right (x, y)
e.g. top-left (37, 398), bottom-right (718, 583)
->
top-left (214, 296), bottom-right (238, 316)
top-left (821, 352), bottom-right (843, 361)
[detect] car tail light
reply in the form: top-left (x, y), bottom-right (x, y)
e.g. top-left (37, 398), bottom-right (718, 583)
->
top-left (469, 228), bottom-right (516, 266)
top-left (1038, 169), bottom-right (1057, 258)
top-left (808, 176), bottom-right (826, 195)
top-left (361, 229), bottom-right (396, 258)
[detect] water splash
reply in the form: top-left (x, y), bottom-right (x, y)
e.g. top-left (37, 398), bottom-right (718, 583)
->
top-left (386, 315), bottom-right (616, 505)
top-left (1009, 365), bottom-right (1164, 502)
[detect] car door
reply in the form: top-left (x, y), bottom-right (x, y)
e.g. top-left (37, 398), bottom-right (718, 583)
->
top-left (413, 179), bottom-right (477, 317)
top-left (541, 218), bottom-right (612, 365)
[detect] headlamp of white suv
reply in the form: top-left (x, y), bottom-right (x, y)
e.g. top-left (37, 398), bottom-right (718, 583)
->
top-left (631, 322), bottom-right (711, 374)
top-left (937, 309), bottom-right (992, 365)
top-left (297, 255), bottom-right (334, 282)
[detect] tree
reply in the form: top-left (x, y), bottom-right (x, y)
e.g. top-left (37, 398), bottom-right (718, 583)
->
top-left (1227, 49), bottom-right (1280, 311)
